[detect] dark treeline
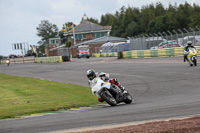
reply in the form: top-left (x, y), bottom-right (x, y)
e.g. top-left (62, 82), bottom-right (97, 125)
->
top-left (96, 2), bottom-right (200, 38)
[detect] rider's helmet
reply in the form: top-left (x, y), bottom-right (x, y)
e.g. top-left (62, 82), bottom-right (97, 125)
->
top-left (187, 41), bottom-right (192, 46)
top-left (86, 69), bottom-right (96, 80)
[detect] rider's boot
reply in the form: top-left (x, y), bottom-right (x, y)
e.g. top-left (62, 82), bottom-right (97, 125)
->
top-left (98, 97), bottom-right (104, 102)
top-left (184, 55), bottom-right (186, 62)
top-left (184, 54), bottom-right (189, 62)
top-left (119, 86), bottom-right (125, 92)
top-left (111, 78), bottom-right (125, 93)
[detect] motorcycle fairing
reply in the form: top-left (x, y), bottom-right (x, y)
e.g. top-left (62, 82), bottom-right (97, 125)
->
top-left (91, 77), bottom-right (111, 97)
top-left (187, 48), bottom-right (197, 64)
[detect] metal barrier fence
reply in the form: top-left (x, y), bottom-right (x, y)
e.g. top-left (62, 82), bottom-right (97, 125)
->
top-left (129, 29), bottom-right (200, 51)
top-left (95, 27), bottom-right (200, 53)
top-left (58, 48), bottom-right (69, 56)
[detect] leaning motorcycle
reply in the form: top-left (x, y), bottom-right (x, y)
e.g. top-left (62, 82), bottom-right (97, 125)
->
top-left (187, 48), bottom-right (198, 66)
top-left (6, 59), bottom-right (10, 66)
top-left (89, 77), bottom-right (133, 106)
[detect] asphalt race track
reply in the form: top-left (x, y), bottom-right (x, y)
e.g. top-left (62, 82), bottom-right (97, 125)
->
top-left (0, 57), bottom-right (200, 133)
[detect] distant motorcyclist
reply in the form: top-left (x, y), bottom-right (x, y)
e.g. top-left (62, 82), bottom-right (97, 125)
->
top-left (86, 69), bottom-right (125, 102)
top-left (184, 41), bottom-right (196, 62)
top-left (6, 58), bottom-right (10, 66)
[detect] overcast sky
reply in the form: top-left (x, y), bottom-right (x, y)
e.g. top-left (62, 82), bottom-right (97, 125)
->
top-left (0, 0), bottom-right (199, 56)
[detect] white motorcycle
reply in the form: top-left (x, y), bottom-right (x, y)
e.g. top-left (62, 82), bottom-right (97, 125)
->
top-left (89, 77), bottom-right (133, 106)
top-left (6, 59), bottom-right (10, 66)
top-left (186, 48), bottom-right (198, 66)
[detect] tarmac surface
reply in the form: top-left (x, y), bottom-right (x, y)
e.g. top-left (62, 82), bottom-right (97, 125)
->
top-left (0, 57), bottom-right (200, 133)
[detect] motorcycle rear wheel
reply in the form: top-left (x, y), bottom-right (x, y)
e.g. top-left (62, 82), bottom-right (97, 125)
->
top-left (101, 91), bottom-right (117, 106)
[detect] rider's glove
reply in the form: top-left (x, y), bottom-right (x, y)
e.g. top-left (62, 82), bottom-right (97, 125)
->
top-left (99, 72), bottom-right (106, 77)
top-left (113, 78), bottom-right (118, 83)
top-left (184, 50), bottom-right (188, 55)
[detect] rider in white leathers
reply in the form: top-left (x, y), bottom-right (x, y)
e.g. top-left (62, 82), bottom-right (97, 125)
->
top-left (87, 69), bottom-right (125, 102)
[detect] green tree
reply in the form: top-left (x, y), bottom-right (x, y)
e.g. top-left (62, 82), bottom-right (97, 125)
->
top-left (80, 15), bottom-right (99, 24)
top-left (155, 2), bottom-right (165, 17)
top-left (87, 17), bottom-right (99, 24)
top-left (100, 13), bottom-right (115, 26)
top-left (36, 20), bottom-right (59, 53)
top-left (189, 3), bottom-right (200, 28)
top-left (37, 40), bottom-right (45, 54)
top-left (190, 13), bottom-right (200, 28)
top-left (99, 2), bottom-right (200, 37)
top-left (65, 41), bottom-right (71, 48)
top-left (59, 22), bottom-right (74, 44)
top-left (100, 15), bottom-right (106, 26)
top-left (109, 8), bottom-right (125, 37)
top-left (63, 22), bottom-right (74, 30)
top-left (122, 7), bottom-right (141, 37)
top-left (139, 4), bottom-right (156, 33)
top-left (176, 2), bottom-right (192, 29)
top-left (126, 21), bottom-right (141, 37)
top-left (0, 55), bottom-right (3, 60)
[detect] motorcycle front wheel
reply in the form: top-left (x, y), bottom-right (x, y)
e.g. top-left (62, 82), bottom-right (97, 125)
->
top-left (193, 58), bottom-right (197, 66)
top-left (123, 92), bottom-right (132, 104)
top-left (101, 91), bottom-right (117, 106)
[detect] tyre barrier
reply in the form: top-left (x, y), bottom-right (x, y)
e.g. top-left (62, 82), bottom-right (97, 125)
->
top-left (35, 56), bottom-right (63, 63)
top-left (1, 56), bottom-right (70, 64)
top-left (0, 60), bottom-right (6, 64)
top-left (92, 46), bottom-right (200, 59)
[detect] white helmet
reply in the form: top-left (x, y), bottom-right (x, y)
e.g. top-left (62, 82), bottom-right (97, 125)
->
top-left (86, 69), bottom-right (96, 80)
top-left (187, 41), bottom-right (192, 46)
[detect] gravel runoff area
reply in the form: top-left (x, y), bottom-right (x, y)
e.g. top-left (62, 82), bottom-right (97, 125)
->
top-left (57, 116), bottom-right (200, 133)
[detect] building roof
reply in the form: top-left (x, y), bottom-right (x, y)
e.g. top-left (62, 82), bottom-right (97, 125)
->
top-left (101, 42), bottom-right (125, 47)
top-left (71, 36), bottom-right (127, 48)
top-left (49, 44), bottom-right (65, 52)
top-left (65, 21), bottom-right (111, 35)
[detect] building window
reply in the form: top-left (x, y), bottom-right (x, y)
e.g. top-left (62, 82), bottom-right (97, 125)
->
top-left (96, 32), bottom-right (101, 38)
top-left (73, 32), bottom-right (106, 40)
top-left (75, 34), bottom-right (82, 40)
top-left (75, 34), bottom-right (87, 40)
top-left (51, 40), bottom-right (55, 44)
top-left (56, 40), bottom-right (59, 44)
top-left (92, 33), bottom-right (95, 38)
top-left (83, 34), bottom-right (86, 39)
top-left (101, 32), bottom-right (105, 36)
top-left (75, 35), bottom-right (78, 40)
top-left (92, 32), bottom-right (106, 38)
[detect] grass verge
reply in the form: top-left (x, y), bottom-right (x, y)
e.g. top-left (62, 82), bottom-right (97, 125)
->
top-left (0, 73), bottom-right (99, 119)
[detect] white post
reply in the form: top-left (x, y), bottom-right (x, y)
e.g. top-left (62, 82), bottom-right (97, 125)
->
top-left (178, 29), bottom-right (184, 46)
top-left (173, 30), bottom-right (179, 46)
top-left (189, 27), bottom-right (195, 45)
top-left (73, 24), bottom-right (76, 45)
